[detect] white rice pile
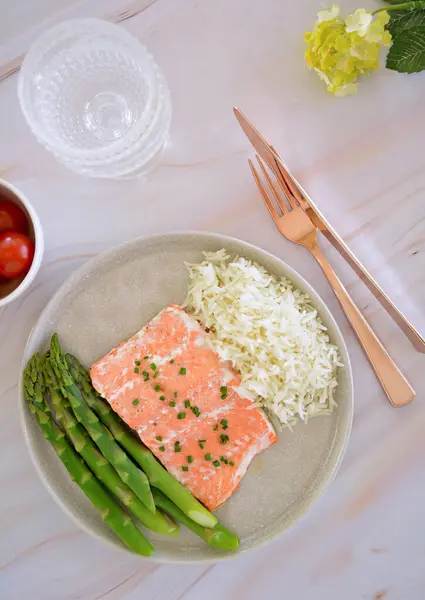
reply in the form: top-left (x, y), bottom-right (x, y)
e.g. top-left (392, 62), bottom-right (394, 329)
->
top-left (184, 250), bottom-right (342, 427)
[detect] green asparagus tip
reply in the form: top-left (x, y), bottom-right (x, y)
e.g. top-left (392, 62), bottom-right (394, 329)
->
top-left (24, 352), bottom-right (52, 415)
top-left (43, 354), bottom-right (68, 402)
top-left (50, 335), bottom-right (73, 387)
top-left (23, 354), bottom-right (38, 398)
top-left (42, 353), bottom-right (54, 383)
top-left (26, 353), bottom-right (41, 384)
top-left (66, 354), bottom-right (89, 380)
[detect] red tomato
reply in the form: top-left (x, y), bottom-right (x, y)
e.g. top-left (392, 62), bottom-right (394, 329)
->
top-left (0, 232), bottom-right (34, 279)
top-left (0, 201), bottom-right (28, 235)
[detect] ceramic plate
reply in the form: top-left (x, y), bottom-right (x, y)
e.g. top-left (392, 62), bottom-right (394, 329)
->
top-left (19, 232), bottom-right (353, 562)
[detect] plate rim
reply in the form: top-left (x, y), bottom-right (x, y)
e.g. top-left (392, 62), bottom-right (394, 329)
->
top-left (19, 230), bottom-right (354, 562)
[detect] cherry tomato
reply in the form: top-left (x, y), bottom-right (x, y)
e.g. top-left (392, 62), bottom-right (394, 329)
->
top-left (0, 201), bottom-right (28, 235)
top-left (0, 232), bottom-right (34, 279)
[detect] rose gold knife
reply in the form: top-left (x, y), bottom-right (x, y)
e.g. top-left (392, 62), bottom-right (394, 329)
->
top-left (233, 106), bottom-right (425, 354)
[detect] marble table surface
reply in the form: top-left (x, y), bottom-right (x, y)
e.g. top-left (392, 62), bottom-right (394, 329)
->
top-left (1, 1), bottom-right (425, 598)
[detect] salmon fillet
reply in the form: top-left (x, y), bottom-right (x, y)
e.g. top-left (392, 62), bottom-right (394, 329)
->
top-left (90, 304), bottom-right (277, 511)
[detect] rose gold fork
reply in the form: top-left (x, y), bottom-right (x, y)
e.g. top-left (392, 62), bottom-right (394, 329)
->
top-left (249, 155), bottom-right (415, 407)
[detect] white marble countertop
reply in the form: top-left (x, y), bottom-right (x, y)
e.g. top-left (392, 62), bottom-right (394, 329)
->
top-left (1, 1), bottom-right (425, 598)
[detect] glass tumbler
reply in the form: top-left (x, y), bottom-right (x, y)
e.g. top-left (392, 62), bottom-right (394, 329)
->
top-left (18, 19), bottom-right (172, 178)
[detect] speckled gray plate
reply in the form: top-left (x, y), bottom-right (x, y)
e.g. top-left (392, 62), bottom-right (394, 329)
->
top-left (20, 232), bottom-right (353, 562)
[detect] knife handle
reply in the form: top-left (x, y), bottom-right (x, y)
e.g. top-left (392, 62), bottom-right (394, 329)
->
top-left (321, 224), bottom-right (425, 354)
top-left (311, 245), bottom-right (415, 407)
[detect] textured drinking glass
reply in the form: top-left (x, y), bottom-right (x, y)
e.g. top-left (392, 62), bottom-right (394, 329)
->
top-left (18, 19), bottom-right (172, 178)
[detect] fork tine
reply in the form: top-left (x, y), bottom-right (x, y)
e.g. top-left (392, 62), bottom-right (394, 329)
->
top-left (248, 159), bottom-right (280, 222)
top-left (268, 156), bottom-right (298, 209)
top-left (269, 145), bottom-right (307, 207)
top-left (255, 155), bottom-right (290, 214)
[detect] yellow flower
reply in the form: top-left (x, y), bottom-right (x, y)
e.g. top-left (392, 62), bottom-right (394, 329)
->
top-left (317, 4), bottom-right (340, 22)
top-left (304, 5), bottom-right (392, 96)
top-left (345, 9), bottom-right (373, 36)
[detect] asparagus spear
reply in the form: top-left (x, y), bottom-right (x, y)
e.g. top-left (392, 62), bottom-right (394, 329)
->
top-left (43, 356), bottom-right (178, 537)
top-left (23, 354), bottom-right (154, 556)
top-left (152, 489), bottom-right (239, 551)
top-left (50, 335), bottom-right (155, 514)
top-left (67, 354), bottom-right (218, 529)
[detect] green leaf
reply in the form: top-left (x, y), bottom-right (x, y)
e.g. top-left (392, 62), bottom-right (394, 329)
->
top-left (386, 25), bottom-right (425, 72)
top-left (383, 0), bottom-right (425, 5)
top-left (387, 9), bottom-right (425, 36)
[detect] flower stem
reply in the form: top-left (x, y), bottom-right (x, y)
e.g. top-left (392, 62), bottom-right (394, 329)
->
top-left (373, 1), bottom-right (425, 14)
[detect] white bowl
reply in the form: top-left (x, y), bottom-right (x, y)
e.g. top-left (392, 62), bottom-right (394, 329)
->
top-left (0, 179), bottom-right (44, 307)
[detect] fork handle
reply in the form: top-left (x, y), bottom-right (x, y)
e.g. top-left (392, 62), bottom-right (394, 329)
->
top-left (310, 245), bottom-right (415, 407)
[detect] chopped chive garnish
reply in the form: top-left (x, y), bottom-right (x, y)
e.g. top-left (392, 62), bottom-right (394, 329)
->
top-left (169, 359), bottom-right (175, 364)
top-left (133, 367), bottom-right (139, 373)
top-left (205, 453), bottom-right (212, 461)
top-left (199, 442), bottom-right (204, 449)
top-left (198, 439), bottom-right (206, 443)
top-left (143, 355), bottom-right (149, 360)
top-left (169, 401), bottom-right (176, 407)
top-left (156, 435), bottom-right (163, 441)
top-left (220, 434), bottom-right (229, 444)
top-left (184, 399), bottom-right (191, 408)
top-left (154, 384), bottom-right (161, 392)
top-left (134, 360), bottom-right (141, 366)
top-left (182, 465), bottom-right (189, 472)
top-left (229, 460), bottom-right (235, 466)
top-left (220, 455), bottom-right (226, 462)
top-left (190, 406), bottom-right (200, 417)
top-left (187, 456), bottom-right (193, 463)
top-left (174, 441), bottom-right (181, 452)
top-left (160, 395), bottom-right (165, 401)
top-left (174, 392), bottom-right (178, 398)
top-left (213, 460), bottom-right (220, 467)
top-left (179, 367), bottom-right (187, 375)
top-left (220, 386), bottom-right (227, 395)
top-left (213, 424), bottom-right (219, 431)
top-left (177, 412), bottom-right (186, 419)
top-left (220, 419), bottom-right (228, 429)
top-left (132, 398), bottom-right (139, 406)
top-left (150, 363), bottom-right (157, 370)
top-left (159, 446), bottom-right (165, 452)
top-left (142, 370), bottom-right (149, 378)
top-left (153, 371), bottom-right (159, 379)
